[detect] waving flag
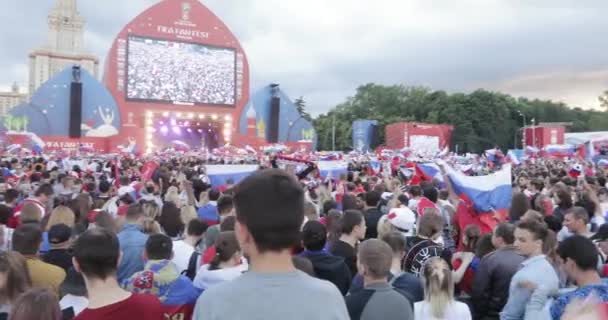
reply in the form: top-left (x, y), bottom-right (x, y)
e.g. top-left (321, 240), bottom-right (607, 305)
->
top-left (543, 144), bottom-right (575, 157)
top-left (170, 140), bottom-right (191, 152)
top-left (317, 161), bottom-right (348, 179)
top-left (6, 144), bottom-right (21, 154)
top-left (506, 150), bottom-right (521, 165)
top-left (446, 163), bottom-right (512, 235)
top-left (205, 165), bottom-right (258, 187)
top-left (368, 159), bottom-right (382, 175)
top-left (418, 163), bottom-right (444, 183)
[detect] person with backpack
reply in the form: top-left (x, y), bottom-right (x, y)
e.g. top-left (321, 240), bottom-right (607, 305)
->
top-left (172, 219), bottom-right (207, 274)
top-left (345, 239), bottom-right (414, 320)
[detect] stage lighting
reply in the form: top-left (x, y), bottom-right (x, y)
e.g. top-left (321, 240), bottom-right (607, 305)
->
top-left (170, 119), bottom-right (177, 126)
top-left (172, 126), bottom-right (181, 134)
top-left (177, 112), bottom-right (183, 118)
top-left (198, 114), bottom-right (205, 119)
top-left (198, 129), bottom-right (203, 133)
top-left (211, 114), bottom-right (218, 120)
top-left (196, 122), bottom-right (200, 126)
top-left (188, 113), bottom-right (194, 119)
top-left (225, 115), bottom-right (232, 122)
top-left (159, 120), bottom-right (164, 125)
top-left (187, 128), bottom-right (192, 133)
top-left (184, 121), bottom-right (190, 127)
top-left (160, 126), bottom-right (169, 134)
top-left (162, 112), bottom-right (169, 117)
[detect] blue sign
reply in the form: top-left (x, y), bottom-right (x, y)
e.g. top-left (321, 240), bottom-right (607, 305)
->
top-left (352, 120), bottom-right (378, 152)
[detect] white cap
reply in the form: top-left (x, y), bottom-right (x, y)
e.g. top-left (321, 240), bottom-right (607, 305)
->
top-left (387, 207), bottom-right (416, 236)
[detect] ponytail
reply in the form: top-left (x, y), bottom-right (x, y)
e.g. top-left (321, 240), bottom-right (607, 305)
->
top-left (208, 231), bottom-right (240, 271)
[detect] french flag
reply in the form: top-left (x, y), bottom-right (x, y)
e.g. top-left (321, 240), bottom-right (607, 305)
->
top-left (317, 160), bottom-right (348, 179)
top-left (446, 163), bottom-right (512, 234)
top-left (205, 165), bottom-right (258, 188)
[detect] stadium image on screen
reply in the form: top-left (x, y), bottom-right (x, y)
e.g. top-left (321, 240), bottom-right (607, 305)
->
top-left (126, 36), bottom-right (236, 106)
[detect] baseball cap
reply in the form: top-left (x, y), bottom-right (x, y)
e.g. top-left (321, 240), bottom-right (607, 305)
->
top-left (387, 207), bottom-right (416, 236)
top-left (48, 223), bottom-right (72, 245)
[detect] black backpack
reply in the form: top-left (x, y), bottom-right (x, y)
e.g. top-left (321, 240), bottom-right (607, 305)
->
top-left (182, 251), bottom-right (200, 281)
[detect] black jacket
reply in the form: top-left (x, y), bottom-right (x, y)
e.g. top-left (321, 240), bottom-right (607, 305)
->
top-left (364, 208), bottom-right (384, 239)
top-left (42, 249), bottom-right (73, 273)
top-left (471, 246), bottom-right (524, 319)
top-left (301, 251), bottom-right (352, 295)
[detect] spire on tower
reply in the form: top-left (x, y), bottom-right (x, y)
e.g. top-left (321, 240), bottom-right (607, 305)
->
top-left (47, 0), bottom-right (85, 51)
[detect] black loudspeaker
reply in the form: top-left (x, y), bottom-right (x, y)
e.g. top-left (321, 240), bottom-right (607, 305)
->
top-left (69, 82), bottom-right (83, 138)
top-left (268, 96), bottom-right (280, 143)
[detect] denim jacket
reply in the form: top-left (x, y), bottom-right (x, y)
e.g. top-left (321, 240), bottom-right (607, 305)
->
top-left (500, 255), bottom-right (559, 320)
top-left (117, 224), bottom-right (149, 283)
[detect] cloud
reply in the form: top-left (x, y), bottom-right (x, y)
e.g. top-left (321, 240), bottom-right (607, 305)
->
top-left (1, 0), bottom-right (607, 116)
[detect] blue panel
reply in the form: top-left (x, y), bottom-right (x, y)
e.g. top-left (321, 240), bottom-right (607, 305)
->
top-left (8, 66), bottom-right (121, 137)
top-left (352, 119), bottom-right (378, 152)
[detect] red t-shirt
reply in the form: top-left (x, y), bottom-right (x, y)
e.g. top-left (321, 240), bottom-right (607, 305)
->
top-left (452, 258), bottom-right (475, 295)
top-left (74, 293), bottom-right (163, 320)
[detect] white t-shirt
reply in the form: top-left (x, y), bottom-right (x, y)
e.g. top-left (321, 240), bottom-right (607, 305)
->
top-left (414, 301), bottom-right (472, 320)
top-left (172, 240), bottom-right (195, 273)
top-left (59, 294), bottom-right (89, 316)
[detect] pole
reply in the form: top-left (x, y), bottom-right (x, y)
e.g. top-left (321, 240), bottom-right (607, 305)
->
top-left (332, 113), bottom-right (336, 151)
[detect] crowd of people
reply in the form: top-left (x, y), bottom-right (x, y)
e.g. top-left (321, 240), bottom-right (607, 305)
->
top-left (127, 37), bottom-right (236, 105)
top-left (0, 153), bottom-right (608, 319)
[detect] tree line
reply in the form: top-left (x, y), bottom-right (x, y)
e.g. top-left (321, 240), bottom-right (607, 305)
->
top-left (311, 84), bottom-right (608, 153)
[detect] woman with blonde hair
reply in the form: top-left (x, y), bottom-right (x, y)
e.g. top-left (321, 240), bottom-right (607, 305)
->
top-left (180, 205), bottom-right (198, 227)
top-left (414, 257), bottom-right (472, 320)
top-left (41, 206), bottom-right (75, 254)
top-left (164, 186), bottom-right (181, 208)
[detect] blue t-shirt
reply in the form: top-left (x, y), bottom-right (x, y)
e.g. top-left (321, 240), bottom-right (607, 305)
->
top-left (550, 283), bottom-right (608, 320)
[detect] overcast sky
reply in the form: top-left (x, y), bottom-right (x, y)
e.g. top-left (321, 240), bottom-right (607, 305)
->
top-left (1, 0), bottom-right (607, 115)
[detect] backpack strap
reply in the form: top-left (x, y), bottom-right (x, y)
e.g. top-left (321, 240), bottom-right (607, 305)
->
top-left (182, 251), bottom-right (200, 281)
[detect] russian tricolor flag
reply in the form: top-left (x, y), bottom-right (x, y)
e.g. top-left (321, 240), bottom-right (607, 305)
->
top-left (205, 165), bottom-right (258, 188)
top-left (317, 161), bottom-right (348, 179)
top-left (446, 163), bottom-right (512, 234)
top-left (543, 144), bottom-right (576, 157)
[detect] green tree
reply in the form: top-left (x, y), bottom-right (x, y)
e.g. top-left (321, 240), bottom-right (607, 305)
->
top-left (294, 96), bottom-right (312, 122)
top-left (600, 90), bottom-right (608, 110)
top-left (313, 83), bottom-right (608, 153)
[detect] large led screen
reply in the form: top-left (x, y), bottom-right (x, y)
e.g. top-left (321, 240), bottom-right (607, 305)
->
top-left (127, 36), bottom-right (236, 106)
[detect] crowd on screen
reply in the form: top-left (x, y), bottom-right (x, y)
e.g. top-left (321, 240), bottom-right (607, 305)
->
top-left (1, 153), bottom-right (608, 319)
top-left (127, 39), bottom-right (235, 105)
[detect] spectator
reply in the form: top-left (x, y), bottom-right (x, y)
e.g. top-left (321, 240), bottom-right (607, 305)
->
top-left (563, 206), bottom-right (594, 238)
top-left (172, 219), bottom-right (207, 274)
top-left (403, 212), bottom-right (452, 276)
top-left (203, 195), bottom-right (233, 249)
top-left (59, 268), bottom-right (88, 317)
top-left (193, 231), bottom-right (247, 290)
top-left (72, 228), bottom-right (163, 319)
top-left (525, 235), bottom-right (608, 320)
top-left (42, 224), bottom-right (73, 272)
top-left (329, 209), bottom-right (366, 277)
top-left (472, 222), bottom-right (524, 320)
top-left (0, 205), bottom-right (14, 251)
top-left (40, 205), bottom-right (75, 254)
top-left (0, 252), bottom-right (31, 316)
top-left (300, 220), bottom-right (352, 295)
top-left (500, 220), bottom-right (558, 320)
top-left (377, 207), bottom-right (416, 239)
top-left (140, 200), bottom-right (161, 220)
top-left (345, 239), bottom-right (414, 320)
top-left (122, 233), bottom-right (201, 320)
top-left (17, 203), bottom-right (42, 225)
top-left (197, 188), bottom-right (220, 225)
top-left (192, 169), bottom-right (348, 320)
top-left (414, 256), bottom-right (472, 319)
top-left (9, 288), bottom-right (61, 320)
top-left (452, 224), bottom-right (481, 297)
top-left (116, 204), bottom-right (149, 283)
top-left (552, 188), bottom-right (573, 223)
top-left (12, 224), bottom-right (65, 294)
top-left (350, 232), bottom-right (424, 305)
top-left (158, 202), bottom-right (184, 239)
top-left (90, 211), bottom-right (117, 234)
top-left (141, 219), bottom-right (161, 235)
top-left (510, 192), bottom-right (530, 223)
top-left (12, 184), bottom-right (53, 227)
top-left (363, 191), bottom-right (383, 239)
